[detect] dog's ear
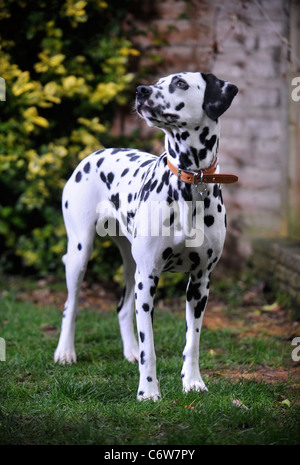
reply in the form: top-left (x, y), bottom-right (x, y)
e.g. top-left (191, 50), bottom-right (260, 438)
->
top-left (201, 73), bottom-right (238, 121)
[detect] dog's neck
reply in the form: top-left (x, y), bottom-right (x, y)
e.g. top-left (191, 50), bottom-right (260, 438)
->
top-left (163, 120), bottom-right (220, 172)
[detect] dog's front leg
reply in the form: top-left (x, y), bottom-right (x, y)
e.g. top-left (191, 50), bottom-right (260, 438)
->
top-left (134, 270), bottom-right (161, 401)
top-left (181, 272), bottom-right (209, 393)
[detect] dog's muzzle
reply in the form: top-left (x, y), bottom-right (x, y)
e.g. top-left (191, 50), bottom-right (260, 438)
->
top-left (136, 85), bottom-right (153, 117)
top-left (136, 85), bottom-right (152, 103)
top-left (136, 85), bottom-right (179, 125)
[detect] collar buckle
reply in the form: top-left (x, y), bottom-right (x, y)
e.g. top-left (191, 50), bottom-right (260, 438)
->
top-left (192, 170), bottom-right (204, 185)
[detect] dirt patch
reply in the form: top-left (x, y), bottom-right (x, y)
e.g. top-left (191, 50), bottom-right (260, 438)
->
top-left (12, 277), bottom-right (120, 312)
top-left (210, 366), bottom-right (299, 386)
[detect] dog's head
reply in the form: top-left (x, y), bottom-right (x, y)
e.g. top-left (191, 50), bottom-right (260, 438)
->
top-left (136, 72), bottom-right (238, 129)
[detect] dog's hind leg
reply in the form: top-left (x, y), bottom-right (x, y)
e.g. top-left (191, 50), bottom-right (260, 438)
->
top-left (113, 236), bottom-right (139, 363)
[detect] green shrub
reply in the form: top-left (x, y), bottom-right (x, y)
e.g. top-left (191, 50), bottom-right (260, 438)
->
top-left (0, 0), bottom-right (140, 277)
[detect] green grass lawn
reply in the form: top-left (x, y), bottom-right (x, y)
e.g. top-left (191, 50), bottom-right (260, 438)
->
top-left (0, 279), bottom-right (299, 445)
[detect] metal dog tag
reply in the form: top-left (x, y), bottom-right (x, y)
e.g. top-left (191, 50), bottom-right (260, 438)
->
top-left (196, 183), bottom-right (208, 201)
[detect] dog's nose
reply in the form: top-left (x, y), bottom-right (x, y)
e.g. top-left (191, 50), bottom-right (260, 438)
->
top-left (136, 85), bottom-right (152, 101)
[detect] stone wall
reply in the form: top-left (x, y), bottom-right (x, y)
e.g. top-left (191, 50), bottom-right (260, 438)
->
top-left (115, 0), bottom-right (291, 269)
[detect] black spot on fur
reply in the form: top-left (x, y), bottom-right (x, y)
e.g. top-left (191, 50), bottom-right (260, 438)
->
top-left (179, 151), bottom-right (193, 168)
top-left (162, 247), bottom-right (173, 260)
top-left (150, 179), bottom-right (158, 191)
top-left (100, 171), bottom-right (114, 189)
top-left (190, 147), bottom-right (199, 167)
top-left (140, 160), bottom-right (153, 167)
top-left (179, 183), bottom-right (193, 202)
top-left (107, 172), bottom-right (114, 185)
top-left (181, 131), bottom-right (190, 140)
top-left (199, 148), bottom-right (207, 160)
top-left (206, 135), bottom-right (217, 151)
top-left (110, 193), bottom-right (120, 210)
top-left (121, 168), bottom-right (129, 177)
top-left (128, 155), bottom-right (140, 162)
top-left (150, 285), bottom-right (156, 297)
top-left (96, 157), bottom-right (104, 168)
top-left (189, 251), bottom-right (200, 270)
top-left (75, 171), bottom-right (82, 183)
top-left (204, 197), bottom-right (210, 209)
top-left (140, 179), bottom-right (152, 202)
top-left (187, 281), bottom-right (201, 302)
top-left (77, 243), bottom-right (82, 251)
top-left (142, 303), bottom-right (150, 312)
top-left (213, 184), bottom-right (220, 198)
top-left (84, 162), bottom-right (90, 174)
top-left (175, 102), bottom-right (185, 111)
top-left (199, 126), bottom-right (218, 153)
top-left (194, 296), bottom-right (207, 318)
top-left (168, 140), bottom-right (177, 159)
top-left (156, 171), bottom-right (170, 194)
top-left (204, 215), bottom-right (214, 227)
top-left (200, 127), bottom-right (209, 145)
top-left (139, 331), bottom-right (145, 343)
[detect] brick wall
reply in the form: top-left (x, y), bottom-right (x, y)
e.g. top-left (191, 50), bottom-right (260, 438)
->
top-left (252, 238), bottom-right (300, 314)
top-left (115, 0), bottom-right (291, 269)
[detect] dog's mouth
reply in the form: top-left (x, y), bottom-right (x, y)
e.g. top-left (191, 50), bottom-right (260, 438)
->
top-left (136, 101), bottom-right (179, 125)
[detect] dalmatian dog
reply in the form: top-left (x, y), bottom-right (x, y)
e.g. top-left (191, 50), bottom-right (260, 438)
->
top-left (54, 72), bottom-right (238, 401)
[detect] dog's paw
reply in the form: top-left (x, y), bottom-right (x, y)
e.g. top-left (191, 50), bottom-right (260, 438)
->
top-left (124, 343), bottom-right (139, 364)
top-left (125, 351), bottom-right (138, 363)
top-left (54, 348), bottom-right (77, 365)
top-left (137, 390), bottom-right (161, 402)
top-left (183, 379), bottom-right (208, 393)
top-left (137, 380), bottom-right (161, 401)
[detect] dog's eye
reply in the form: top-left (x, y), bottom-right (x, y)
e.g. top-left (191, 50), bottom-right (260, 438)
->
top-left (176, 79), bottom-right (188, 89)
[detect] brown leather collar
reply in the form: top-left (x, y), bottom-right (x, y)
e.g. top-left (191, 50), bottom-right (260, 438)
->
top-left (167, 158), bottom-right (238, 184)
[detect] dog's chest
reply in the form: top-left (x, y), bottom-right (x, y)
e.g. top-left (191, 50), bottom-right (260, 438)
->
top-left (82, 149), bottom-right (227, 273)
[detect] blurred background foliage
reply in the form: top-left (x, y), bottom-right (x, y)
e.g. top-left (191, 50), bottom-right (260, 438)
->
top-left (0, 0), bottom-right (155, 282)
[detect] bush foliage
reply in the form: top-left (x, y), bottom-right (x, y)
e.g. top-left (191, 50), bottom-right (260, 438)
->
top-left (0, 0), bottom-right (141, 276)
